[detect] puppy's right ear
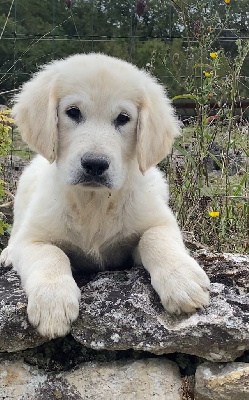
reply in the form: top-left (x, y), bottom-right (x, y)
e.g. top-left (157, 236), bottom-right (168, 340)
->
top-left (12, 66), bottom-right (58, 163)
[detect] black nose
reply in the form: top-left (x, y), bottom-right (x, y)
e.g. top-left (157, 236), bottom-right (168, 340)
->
top-left (81, 153), bottom-right (110, 176)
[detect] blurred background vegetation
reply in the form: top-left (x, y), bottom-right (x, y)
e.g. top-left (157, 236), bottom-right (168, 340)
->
top-left (0, 0), bottom-right (248, 253)
top-left (0, 0), bottom-right (248, 101)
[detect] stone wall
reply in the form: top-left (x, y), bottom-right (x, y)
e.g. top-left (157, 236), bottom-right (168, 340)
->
top-left (0, 244), bottom-right (248, 399)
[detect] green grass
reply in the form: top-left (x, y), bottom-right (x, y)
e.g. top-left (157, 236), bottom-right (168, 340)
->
top-left (163, 124), bottom-right (248, 254)
top-left (11, 128), bottom-right (35, 160)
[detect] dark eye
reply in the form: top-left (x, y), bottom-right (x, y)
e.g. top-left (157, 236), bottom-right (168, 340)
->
top-left (66, 107), bottom-right (82, 122)
top-left (116, 113), bottom-right (130, 126)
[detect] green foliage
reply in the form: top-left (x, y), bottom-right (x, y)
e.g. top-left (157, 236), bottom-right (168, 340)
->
top-left (0, 110), bottom-right (12, 155)
top-left (0, 110), bottom-right (12, 235)
top-left (0, 0), bottom-right (248, 102)
top-left (161, 1), bottom-right (249, 253)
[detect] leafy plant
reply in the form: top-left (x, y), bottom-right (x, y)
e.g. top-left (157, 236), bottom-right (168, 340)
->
top-left (0, 109), bottom-right (13, 235)
top-left (161, 0), bottom-right (249, 253)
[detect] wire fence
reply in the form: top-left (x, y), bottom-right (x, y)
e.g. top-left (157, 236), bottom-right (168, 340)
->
top-left (0, 0), bottom-right (248, 91)
top-left (0, 0), bottom-right (248, 152)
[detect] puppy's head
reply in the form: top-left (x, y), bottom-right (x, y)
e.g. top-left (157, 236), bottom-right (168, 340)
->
top-left (13, 54), bottom-right (180, 189)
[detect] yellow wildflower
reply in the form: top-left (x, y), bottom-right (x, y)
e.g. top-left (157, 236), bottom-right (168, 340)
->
top-left (225, 0), bottom-right (230, 3)
top-left (204, 71), bottom-right (211, 77)
top-left (210, 52), bottom-right (218, 58)
top-left (208, 92), bottom-right (214, 98)
top-left (209, 211), bottom-right (220, 218)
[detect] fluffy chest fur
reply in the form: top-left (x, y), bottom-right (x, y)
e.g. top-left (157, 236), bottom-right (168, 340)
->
top-left (62, 186), bottom-right (141, 267)
top-left (14, 157), bottom-right (169, 272)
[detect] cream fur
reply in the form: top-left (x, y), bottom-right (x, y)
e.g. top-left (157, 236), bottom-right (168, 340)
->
top-left (0, 54), bottom-right (210, 338)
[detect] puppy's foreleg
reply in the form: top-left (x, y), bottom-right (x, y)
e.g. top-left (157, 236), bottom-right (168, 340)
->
top-left (13, 243), bottom-right (81, 338)
top-left (139, 216), bottom-right (210, 314)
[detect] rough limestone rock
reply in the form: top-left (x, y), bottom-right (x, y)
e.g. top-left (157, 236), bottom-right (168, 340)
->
top-left (71, 252), bottom-right (249, 362)
top-left (0, 358), bottom-right (182, 400)
top-left (0, 359), bottom-right (82, 400)
top-left (0, 265), bottom-right (46, 352)
top-left (195, 361), bottom-right (249, 400)
top-left (0, 359), bottom-right (45, 399)
top-left (0, 250), bottom-right (248, 360)
top-left (64, 358), bottom-right (182, 400)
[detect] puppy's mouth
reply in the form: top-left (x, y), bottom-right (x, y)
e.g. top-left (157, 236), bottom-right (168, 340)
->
top-left (81, 181), bottom-right (103, 188)
top-left (71, 175), bottom-right (113, 189)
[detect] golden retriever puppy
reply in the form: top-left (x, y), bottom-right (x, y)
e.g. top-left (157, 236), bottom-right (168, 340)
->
top-left (0, 54), bottom-right (210, 338)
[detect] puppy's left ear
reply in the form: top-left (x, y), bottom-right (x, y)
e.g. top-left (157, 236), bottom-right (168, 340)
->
top-left (137, 76), bottom-right (181, 174)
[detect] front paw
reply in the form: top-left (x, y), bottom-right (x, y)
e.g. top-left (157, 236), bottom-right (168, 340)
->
top-left (26, 276), bottom-right (81, 338)
top-left (0, 246), bottom-right (13, 267)
top-left (151, 254), bottom-right (210, 314)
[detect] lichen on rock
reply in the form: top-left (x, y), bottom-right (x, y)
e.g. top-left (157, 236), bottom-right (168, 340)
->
top-left (0, 250), bottom-right (248, 362)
